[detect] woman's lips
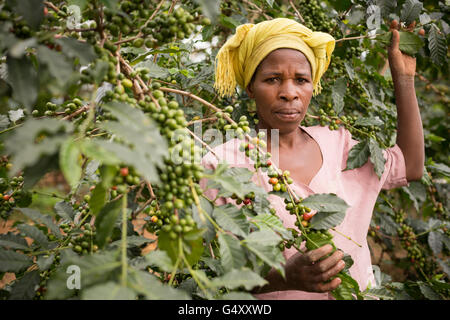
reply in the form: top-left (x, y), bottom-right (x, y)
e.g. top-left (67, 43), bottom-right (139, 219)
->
top-left (274, 110), bottom-right (301, 121)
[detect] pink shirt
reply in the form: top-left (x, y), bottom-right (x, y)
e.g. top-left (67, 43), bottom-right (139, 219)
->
top-left (200, 125), bottom-right (408, 300)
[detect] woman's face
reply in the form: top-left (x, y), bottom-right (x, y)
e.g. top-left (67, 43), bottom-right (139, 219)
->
top-left (246, 48), bottom-right (313, 134)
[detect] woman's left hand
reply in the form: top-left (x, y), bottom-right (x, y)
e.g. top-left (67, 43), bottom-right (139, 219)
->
top-left (387, 20), bottom-right (423, 80)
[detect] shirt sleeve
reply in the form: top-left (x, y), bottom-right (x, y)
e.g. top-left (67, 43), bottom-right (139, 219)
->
top-left (381, 144), bottom-right (408, 190)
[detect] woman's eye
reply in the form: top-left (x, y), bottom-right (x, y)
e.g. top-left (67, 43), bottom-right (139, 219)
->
top-left (266, 77), bottom-right (279, 83)
top-left (296, 78), bottom-right (307, 83)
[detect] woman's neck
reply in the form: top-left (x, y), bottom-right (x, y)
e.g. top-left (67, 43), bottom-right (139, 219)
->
top-left (257, 124), bottom-right (308, 152)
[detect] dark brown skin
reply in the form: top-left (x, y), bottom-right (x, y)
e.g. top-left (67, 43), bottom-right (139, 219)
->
top-left (247, 21), bottom-right (425, 294)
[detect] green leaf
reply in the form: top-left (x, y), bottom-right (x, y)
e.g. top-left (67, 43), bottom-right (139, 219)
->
top-left (129, 269), bottom-right (190, 300)
top-left (89, 184), bottom-right (108, 217)
top-left (212, 204), bottom-right (250, 237)
top-left (0, 249), bottom-right (33, 272)
top-left (79, 139), bottom-right (121, 165)
top-left (55, 37), bottom-right (96, 65)
top-left (36, 254), bottom-right (55, 271)
top-left (81, 282), bottom-right (136, 300)
top-left (37, 45), bottom-right (74, 85)
top-left (418, 282), bottom-right (441, 300)
top-left (400, 0), bottom-right (423, 25)
top-left (302, 193), bottom-right (350, 213)
top-left (377, 31), bottom-right (424, 56)
top-left (331, 77), bottom-right (347, 115)
top-left (158, 228), bottom-right (204, 266)
top-left (9, 270), bottom-right (40, 300)
top-left (307, 203), bottom-right (348, 230)
top-left (218, 233), bottom-right (246, 273)
top-left (108, 236), bottom-right (155, 249)
top-left (244, 229), bottom-right (281, 247)
top-left (428, 24), bottom-right (447, 66)
top-left (428, 231), bottom-right (443, 255)
top-left (218, 292), bottom-right (257, 300)
top-left (194, 0), bottom-right (220, 21)
top-left (354, 117), bottom-right (384, 127)
top-left (344, 141), bottom-right (370, 171)
top-left (18, 208), bottom-right (61, 238)
top-left (94, 198), bottom-right (123, 248)
top-left (46, 250), bottom-right (120, 299)
top-left (17, 224), bottom-right (49, 248)
top-left (251, 213), bottom-right (293, 240)
top-left (6, 55), bottom-right (38, 110)
top-left (54, 201), bottom-right (75, 221)
top-left (133, 59), bottom-right (169, 77)
top-left (368, 138), bottom-right (386, 178)
top-left (210, 269), bottom-right (267, 291)
top-left (0, 232), bottom-right (29, 250)
top-left (59, 138), bottom-right (82, 189)
top-left (244, 242), bottom-right (285, 277)
top-left (329, 0), bottom-right (352, 11)
top-left (143, 250), bottom-right (174, 273)
top-left (11, 0), bottom-right (45, 29)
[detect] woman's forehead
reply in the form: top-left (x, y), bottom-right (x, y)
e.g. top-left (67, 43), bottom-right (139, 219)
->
top-left (257, 48), bottom-right (311, 75)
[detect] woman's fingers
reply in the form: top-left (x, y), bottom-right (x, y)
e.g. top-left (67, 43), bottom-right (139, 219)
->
top-left (390, 19), bottom-right (399, 30)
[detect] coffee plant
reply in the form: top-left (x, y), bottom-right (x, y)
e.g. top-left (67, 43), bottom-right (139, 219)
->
top-left (0, 0), bottom-right (448, 300)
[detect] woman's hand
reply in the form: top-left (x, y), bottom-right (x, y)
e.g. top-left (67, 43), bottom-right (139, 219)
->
top-left (283, 244), bottom-right (346, 292)
top-left (387, 20), bottom-right (423, 81)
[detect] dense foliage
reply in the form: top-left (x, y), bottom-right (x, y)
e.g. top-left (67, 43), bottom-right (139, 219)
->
top-left (0, 0), bottom-right (448, 300)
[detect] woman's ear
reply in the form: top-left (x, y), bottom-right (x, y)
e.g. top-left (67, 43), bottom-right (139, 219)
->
top-left (246, 82), bottom-right (254, 98)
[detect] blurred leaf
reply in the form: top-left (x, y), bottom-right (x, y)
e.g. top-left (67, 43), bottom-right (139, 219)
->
top-left (210, 268), bottom-right (267, 290)
top-left (17, 223), bottom-right (49, 248)
top-left (6, 55), bottom-right (37, 110)
top-left (94, 198), bottom-right (122, 248)
top-left (194, 0), bottom-right (220, 21)
top-left (82, 282), bottom-right (136, 300)
top-left (9, 270), bottom-right (40, 300)
top-left (218, 233), bottom-right (246, 273)
top-left (331, 77), bottom-right (347, 115)
top-left (212, 204), bottom-right (250, 237)
top-left (59, 138), bottom-right (82, 189)
top-left (55, 37), bottom-right (97, 65)
top-left (400, 0), bottom-right (423, 25)
top-left (0, 249), bottom-right (33, 272)
top-left (368, 138), bottom-right (385, 178)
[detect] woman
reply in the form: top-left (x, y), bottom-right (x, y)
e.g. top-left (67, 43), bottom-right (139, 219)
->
top-left (201, 18), bottom-right (424, 299)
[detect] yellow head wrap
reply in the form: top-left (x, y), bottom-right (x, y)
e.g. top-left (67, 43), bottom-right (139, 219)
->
top-left (214, 18), bottom-right (335, 97)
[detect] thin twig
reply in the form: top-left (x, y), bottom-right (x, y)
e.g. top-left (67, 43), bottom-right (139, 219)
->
top-left (186, 128), bottom-right (219, 160)
top-left (289, 0), bottom-right (304, 23)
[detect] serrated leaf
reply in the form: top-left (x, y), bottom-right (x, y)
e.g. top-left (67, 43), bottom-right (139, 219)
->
top-left (310, 211), bottom-right (346, 230)
top-left (143, 250), bottom-right (174, 273)
top-left (158, 228), bottom-right (204, 266)
top-left (59, 138), bottom-right (82, 189)
top-left (192, 196), bottom-right (216, 243)
top-left (0, 233), bottom-right (29, 250)
top-left (0, 249), bottom-right (33, 272)
top-left (17, 224), bottom-right (49, 248)
top-left (344, 140), bottom-right (370, 171)
top-left (46, 250), bottom-right (121, 299)
top-left (377, 31), bottom-right (424, 55)
top-left (331, 77), bottom-right (347, 115)
top-left (244, 229), bottom-right (281, 247)
top-left (81, 282), bottom-right (136, 300)
top-left (54, 201), bottom-right (75, 221)
top-left (354, 117), bottom-right (384, 127)
top-left (400, 0), bottom-right (423, 25)
top-left (210, 269), bottom-right (267, 290)
top-left (368, 138), bottom-right (385, 178)
top-left (194, 0), bottom-right (220, 21)
top-left (6, 55), bottom-right (37, 110)
top-left (251, 213), bottom-right (293, 240)
top-left (55, 37), bottom-right (96, 65)
top-left (244, 242), bottom-right (285, 277)
top-left (428, 231), bottom-right (443, 255)
top-left (37, 45), bottom-right (74, 85)
top-left (212, 204), bottom-right (250, 237)
top-left (79, 139), bottom-right (121, 165)
top-left (18, 208), bottom-right (61, 238)
top-left (36, 254), bottom-right (55, 271)
top-left (218, 233), bottom-right (246, 273)
top-left (9, 270), bottom-right (40, 300)
top-left (418, 282), bottom-right (441, 300)
top-left (94, 198), bottom-right (122, 248)
top-left (302, 193), bottom-right (350, 213)
top-left (11, 0), bottom-right (44, 29)
top-left (428, 24), bottom-right (447, 66)
top-left (130, 269), bottom-right (190, 300)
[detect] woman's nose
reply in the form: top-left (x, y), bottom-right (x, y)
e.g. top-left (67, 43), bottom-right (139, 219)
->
top-left (278, 80), bottom-right (298, 101)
